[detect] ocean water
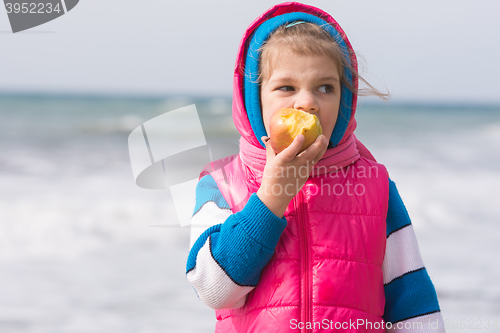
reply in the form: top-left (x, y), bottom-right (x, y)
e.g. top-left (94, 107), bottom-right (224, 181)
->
top-left (0, 93), bottom-right (499, 332)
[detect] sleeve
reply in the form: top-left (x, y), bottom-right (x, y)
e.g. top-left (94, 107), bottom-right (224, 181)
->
top-left (383, 178), bottom-right (446, 332)
top-left (185, 174), bottom-right (287, 310)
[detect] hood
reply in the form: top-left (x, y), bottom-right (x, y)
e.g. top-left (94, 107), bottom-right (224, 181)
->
top-left (232, 2), bottom-right (359, 151)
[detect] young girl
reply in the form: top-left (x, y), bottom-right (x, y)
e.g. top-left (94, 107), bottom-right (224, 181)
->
top-left (186, 2), bottom-right (445, 332)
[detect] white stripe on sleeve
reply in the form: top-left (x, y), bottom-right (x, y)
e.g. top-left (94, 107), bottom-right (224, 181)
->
top-left (187, 237), bottom-right (254, 310)
top-left (383, 224), bottom-right (425, 285)
top-left (190, 201), bottom-right (232, 248)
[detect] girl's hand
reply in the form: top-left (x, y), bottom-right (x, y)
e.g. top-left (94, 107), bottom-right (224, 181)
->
top-left (256, 133), bottom-right (329, 218)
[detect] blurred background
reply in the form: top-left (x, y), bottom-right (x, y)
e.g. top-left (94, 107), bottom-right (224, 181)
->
top-left (1, 1), bottom-right (499, 332)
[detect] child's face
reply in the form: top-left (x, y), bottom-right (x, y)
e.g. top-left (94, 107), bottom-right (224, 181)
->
top-left (260, 52), bottom-right (341, 143)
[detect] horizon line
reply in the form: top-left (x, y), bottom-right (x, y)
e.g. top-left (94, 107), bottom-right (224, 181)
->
top-left (0, 89), bottom-right (499, 109)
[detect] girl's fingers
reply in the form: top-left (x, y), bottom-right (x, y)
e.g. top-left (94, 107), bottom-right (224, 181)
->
top-left (261, 136), bottom-right (275, 161)
top-left (297, 134), bottom-right (327, 162)
top-left (311, 136), bottom-right (329, 164)
top-left (279, 134), bottom-right (305, 162)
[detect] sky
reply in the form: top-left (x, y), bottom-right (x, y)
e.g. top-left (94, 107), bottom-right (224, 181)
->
top-left (0, 0), bottom-right (499, 104)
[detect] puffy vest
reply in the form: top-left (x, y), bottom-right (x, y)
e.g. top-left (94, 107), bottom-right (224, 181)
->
top-left (201, 153), bottom-right (390, 333)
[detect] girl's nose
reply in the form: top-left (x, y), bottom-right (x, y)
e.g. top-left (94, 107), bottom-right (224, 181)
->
top-left (293, 90), bottom-right (319, 113)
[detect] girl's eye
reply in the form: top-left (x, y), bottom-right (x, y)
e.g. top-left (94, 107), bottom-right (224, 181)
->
top-left (318, 85), bottom-right (334, 93)
top-left (277, 86), bottom-right (294, 92)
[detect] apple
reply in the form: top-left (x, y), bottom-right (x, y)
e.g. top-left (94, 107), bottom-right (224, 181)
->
top-left (268, 108), bottom-right (322, 154)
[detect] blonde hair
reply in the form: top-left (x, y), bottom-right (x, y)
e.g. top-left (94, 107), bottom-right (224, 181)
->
top-left (257, 22), bottom-right (389, 100)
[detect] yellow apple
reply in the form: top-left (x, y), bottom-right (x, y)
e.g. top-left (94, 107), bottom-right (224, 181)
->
top-left (269, 108), bottom-right (322, 154)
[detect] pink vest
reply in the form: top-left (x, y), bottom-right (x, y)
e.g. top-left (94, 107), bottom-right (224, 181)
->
top-left (201, 153), bottom-right (390, 333)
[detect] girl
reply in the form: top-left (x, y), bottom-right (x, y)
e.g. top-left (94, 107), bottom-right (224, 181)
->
top-left (186, 2), bottom-right (445, 332)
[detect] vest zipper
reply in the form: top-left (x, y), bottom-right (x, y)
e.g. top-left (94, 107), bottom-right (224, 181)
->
top-left (296, 189), bottom-right (311, 333)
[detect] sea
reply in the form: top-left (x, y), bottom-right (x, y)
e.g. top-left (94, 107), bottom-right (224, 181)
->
top-left (0, 92), bottom-right (499, 332)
